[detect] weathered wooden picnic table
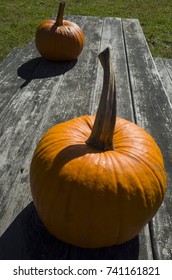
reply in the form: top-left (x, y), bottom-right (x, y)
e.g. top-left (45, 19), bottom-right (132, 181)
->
top-left (0, 15), bottom-right (172, 260)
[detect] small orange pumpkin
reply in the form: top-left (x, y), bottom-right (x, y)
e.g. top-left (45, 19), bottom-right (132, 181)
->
top-left (35, 2), bottom-right (84, 61)
top-left (30, 48), bottom-right (166, 248)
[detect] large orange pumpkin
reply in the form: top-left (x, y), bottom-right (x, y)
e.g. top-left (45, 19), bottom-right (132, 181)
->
top-left (30, 48), bottom-right (166, 248)
top-left (35, 2), bottom-right (84, 61)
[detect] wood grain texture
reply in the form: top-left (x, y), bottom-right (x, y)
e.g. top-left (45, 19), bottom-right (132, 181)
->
top-left (152, 57), bottom-right (172, 260)
top-left (0, 52), bottom-right (70, 235)
top-left (122, 19), bottom-right (172, 260)
top-left (122, 20), bottom-right (172, 175)
top-left (0, 42), bottom-right (39, 115)
top-left (90, 17), bottom-right (134, 122)
top-left (0, 16), bottom-right (171, 260)
top-left (154, 58), bottom-right (172, 108)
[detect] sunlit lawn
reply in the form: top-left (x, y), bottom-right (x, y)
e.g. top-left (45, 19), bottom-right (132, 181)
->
top-left (0, 0), bottom-right (172, 62)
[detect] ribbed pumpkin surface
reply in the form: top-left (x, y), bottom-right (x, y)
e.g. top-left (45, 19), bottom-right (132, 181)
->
top-left (30, 115), bottom-right (166, 248)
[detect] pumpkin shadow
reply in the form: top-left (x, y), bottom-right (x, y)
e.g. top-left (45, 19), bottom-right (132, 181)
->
top-left (0, 202), bottom-right (139, 260)
top-left (17, 57), bottom-right (77, 88)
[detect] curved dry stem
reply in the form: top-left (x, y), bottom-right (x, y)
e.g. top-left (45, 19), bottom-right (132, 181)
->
top-left (56, 2), bottom-right (66, 26)
top-left (86, 47), bottom-right (116, 151)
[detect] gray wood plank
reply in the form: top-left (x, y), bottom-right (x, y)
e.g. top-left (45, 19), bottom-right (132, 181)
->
top-left (163, 58), bottom-right (172, 80)
top-left (0, 16), bottom-right (103, 236)
top-left (88, 16), bottom-right (152, 260)
top-left (0, 59), bottom-right (71, 235)
top-left (90, 17), bottom-right (134, 122)
top-left (154, 58), bottom-right (172, 107)
top-left (0, 16), bottom-right (88, 235)
top-left (0, 47), bottom-right (21, 71)
top-left (40, 15), bottom-right (104, 133)
top-left (149, 189), bottom-right (172, 260)
top-left (138, 225), bottom-right (154, 260)
top-left (0, 41), bottom-right (40, 115)
top-left (122, 18), bottom-right (172, 260)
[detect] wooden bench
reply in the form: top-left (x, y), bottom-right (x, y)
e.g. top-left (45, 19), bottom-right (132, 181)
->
top-left (154, 58), bottom-right (172, 108)
top-left (0, 15), bottom-right (172, 260)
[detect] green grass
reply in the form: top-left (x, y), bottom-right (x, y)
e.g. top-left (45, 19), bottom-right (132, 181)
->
top-left (0, 0), bottom-right (172, 63)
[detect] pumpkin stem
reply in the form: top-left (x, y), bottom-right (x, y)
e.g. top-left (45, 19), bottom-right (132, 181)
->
top-left (86, 47), bottom-right (116, 151)
top-left (55, 2), bottom-right (66, 26)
